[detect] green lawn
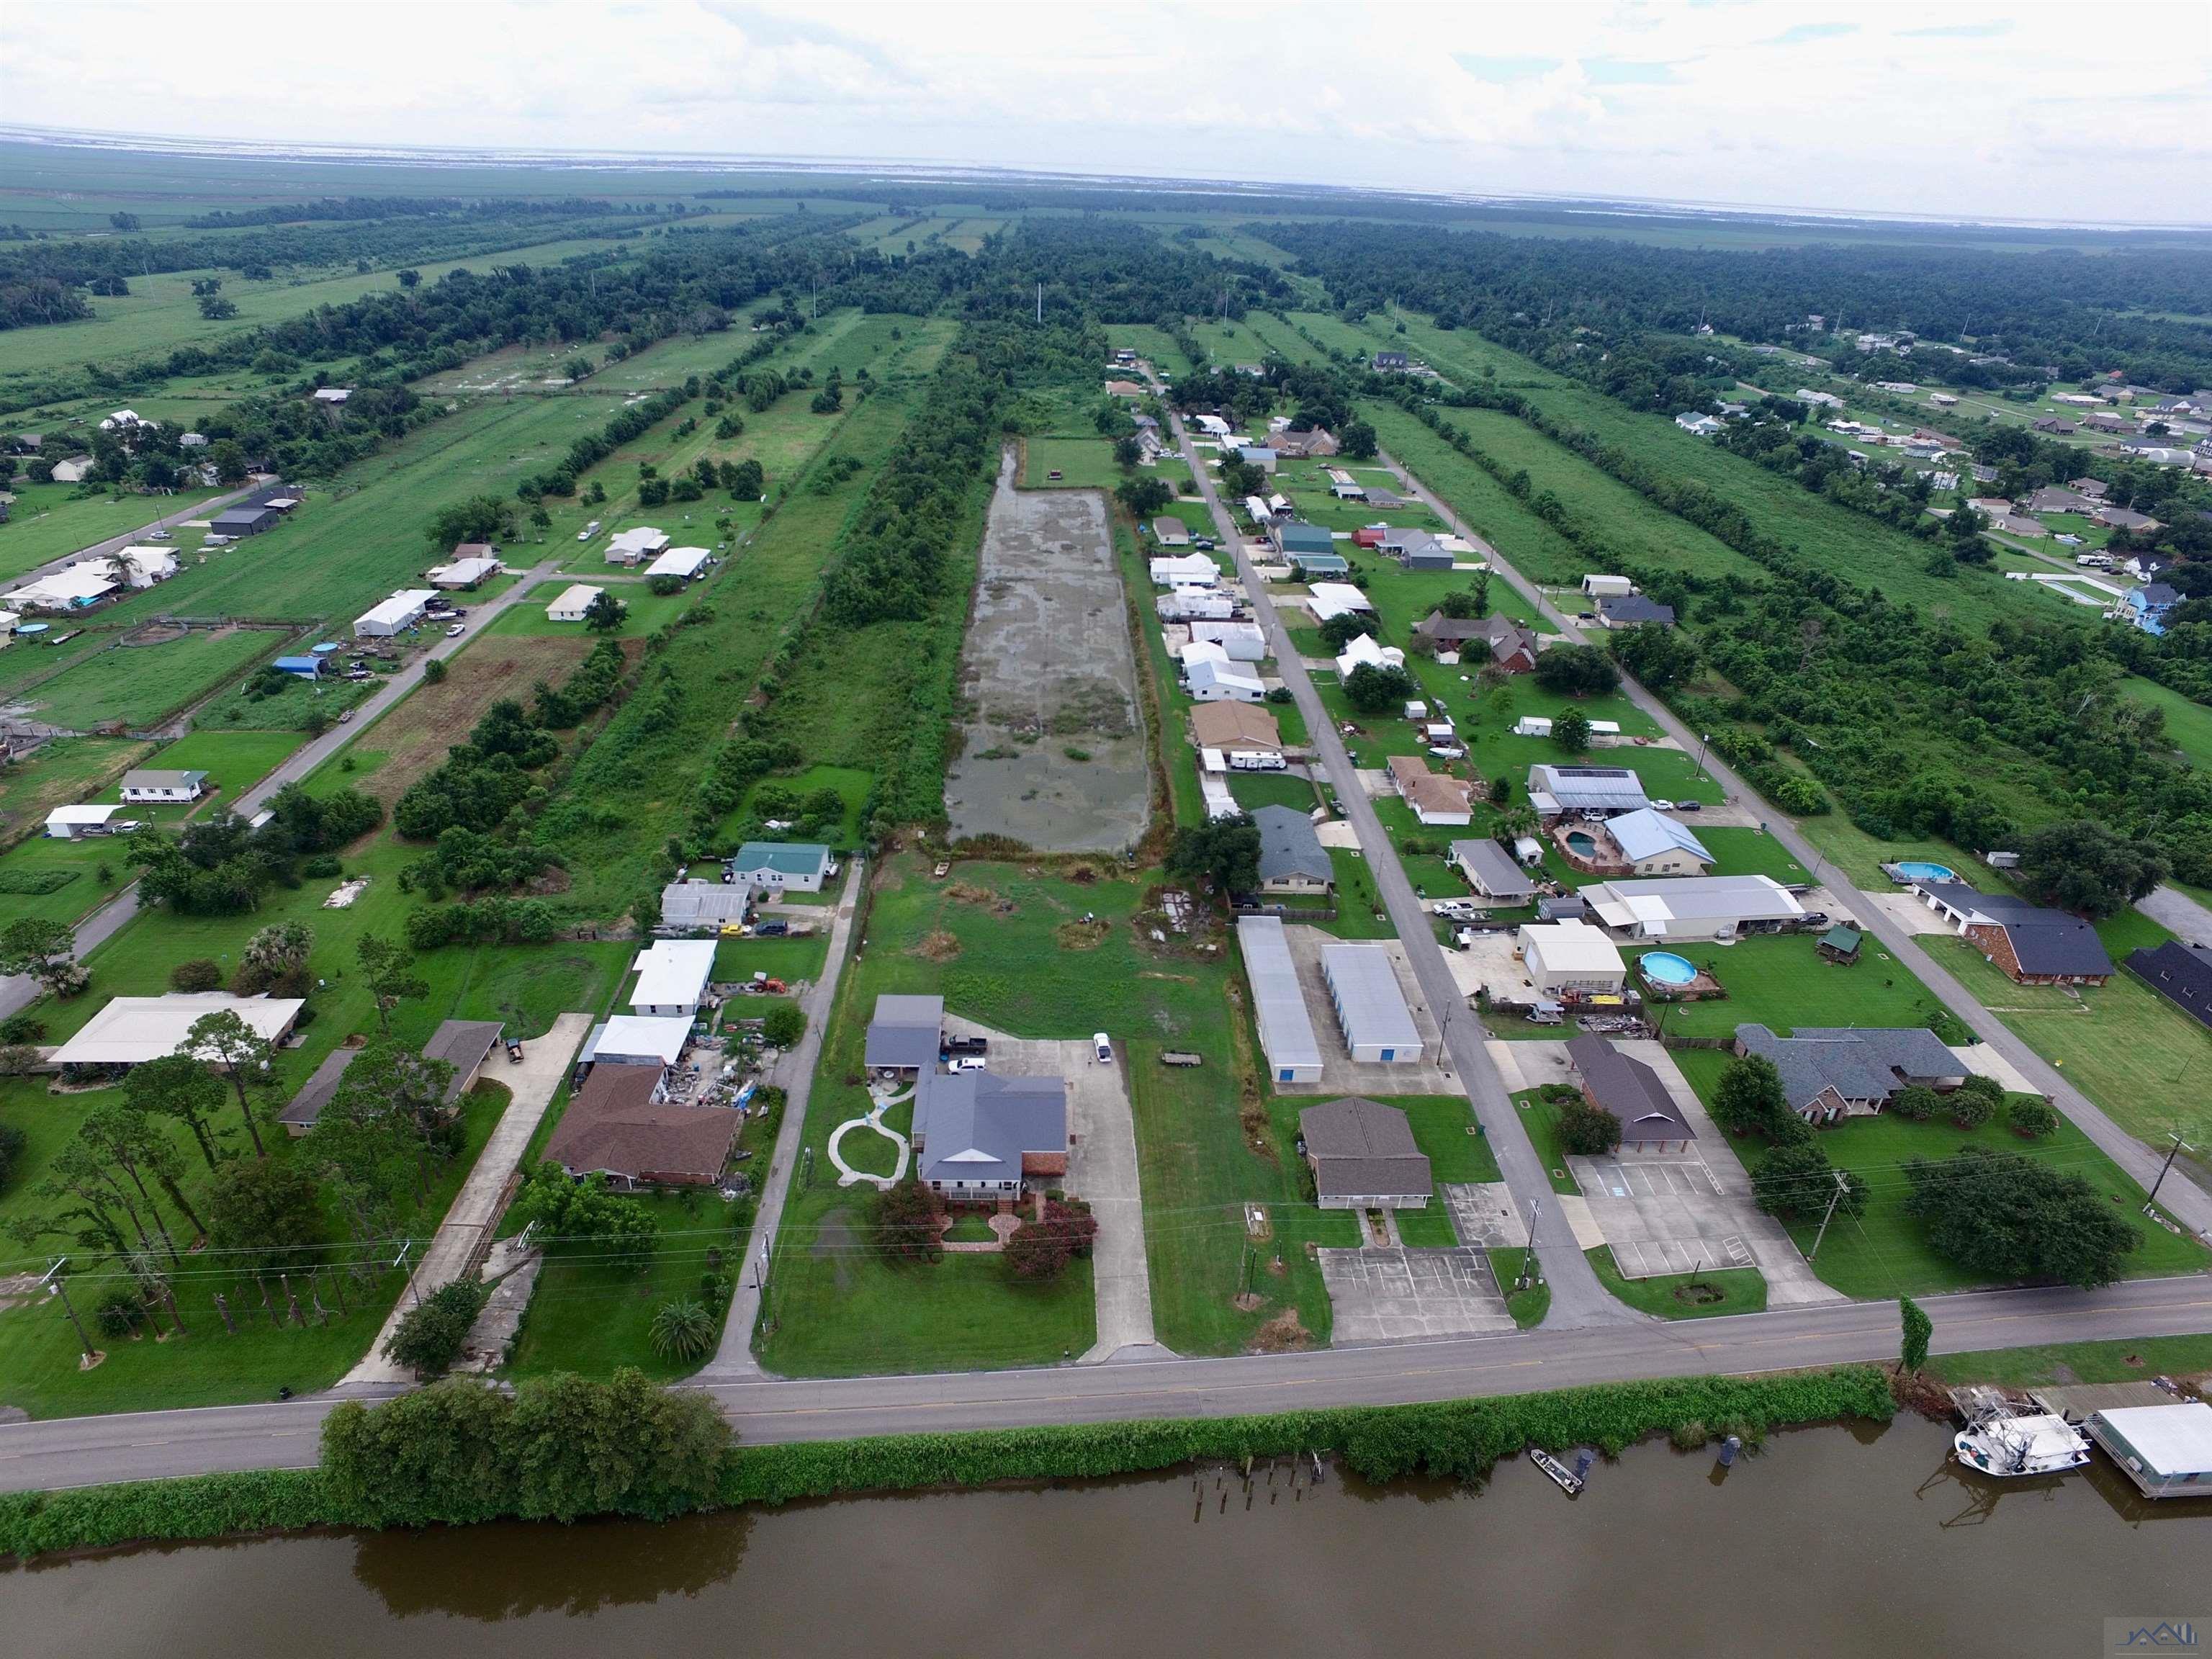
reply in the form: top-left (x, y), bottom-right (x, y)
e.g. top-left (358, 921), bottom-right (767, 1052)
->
top-left (489, 582), bottom-right (698, 639)
top-left (1653, 934), bottom-right (1956, 1043)
top-left (22, 628), bottom-right (284, 729)
top-left (0, 1082), bottom-right (505, 1419)
top-left (0, 480), bottom-right (231, 583)
top-left (2121, 675), bottom-right (2212, 770)
top-left (1671, 1051), bottom-right (2209, 1299)
top-left (1023, 435), bottom-right (1120, 490)
top-left (1324, 848), bottom-right (1394, 939)
top-left (1491, 1249), bottom-right (1551, 1328)
top-left (1514, 1087), bottom-right (1586, 1195)
top-left (1588, 1249), bottom-right (1769, 1319)
top-left (712, 932), bottom-right (832, 986)
top-left (1925, 934), bottom-right (2212, 1150)
top-left (1694, 827), bottom-right (1814, 885)
top-left (1226, 770), bottom-right (1322, 814)
top-left (0, 735), bottom-right (154, 845)
top-left (1926, 1334), bottom-right (2212, 1389)
top-left (1390, 1094), bottom-right (1502, 1247)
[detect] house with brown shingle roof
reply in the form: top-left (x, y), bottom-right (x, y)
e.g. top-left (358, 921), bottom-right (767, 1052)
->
top-left (543, 1065), bottom-right (741, 1190)
top-left (1385, 755), bottom-right (1474, 825)
top-left (1191, 701), bottom-right (1283, 753)
top-left (1298, 1097), bottom-right (1431, 1209)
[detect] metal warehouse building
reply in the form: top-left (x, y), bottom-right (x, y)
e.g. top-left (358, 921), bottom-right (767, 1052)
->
top-left (1238, 916), bottom-right (1322, 1084)
top-left (1321, 943), bottom-right (1424, 1064)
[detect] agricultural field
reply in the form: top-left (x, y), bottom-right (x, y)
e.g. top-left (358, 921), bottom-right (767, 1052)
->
top-left (1355, 405), bottom-right (1593, 585)
top-left (14, 624), bottom-right (284, 729)
top-left (349, 634), bottom-right (601, 804)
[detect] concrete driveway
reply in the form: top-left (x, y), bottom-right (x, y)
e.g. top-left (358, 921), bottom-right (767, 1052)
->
top-left (1568, 1153), bottom-right (1753, 1279)
top-left (946, 1019), bottom-right (1162, 1362)
top-left (341, 1011), bottom-right (592, 1385)
top-left (1318, 1246), bottom-right (1515, 1342)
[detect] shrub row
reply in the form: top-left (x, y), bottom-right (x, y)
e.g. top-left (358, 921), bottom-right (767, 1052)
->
top-left (0, 1367), bottom-right (1892, 1558)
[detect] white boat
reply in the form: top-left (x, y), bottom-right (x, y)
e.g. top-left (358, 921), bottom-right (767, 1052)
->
top-left (1953, 1406), bottom-right (2092, 1478)
top-left (1528, 1447), bottom-right (1584, 1496)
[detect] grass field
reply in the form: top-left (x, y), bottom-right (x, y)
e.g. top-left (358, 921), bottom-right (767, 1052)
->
top-left (1589, 1249), bottom-right (1768, 1319)
top-left (0, 480), bottom-right (231, 582)
top-left (1926, 1334), bottom-right (2212, 1389)
top-left (1671, 1051), bottom-right (2208, 1299)
top-left (1355, 405), bottom-right (1596, 585)
top-left (2122, 675), bottom-right (2212, 770)
top-left (1389, 1095), bottom-right (1503, 1246)
top-left (0, 734), bottom-right (153, 845)
top-left (1651, 934), bottom-right (1956, 1043)
top-left (0, 1080), bottom-right (506, 1419)
top-left (487, 580), bottom-right (697, 639)
top-left (1923, 932), bottom-right (2212, 1150)
top-left (19, 626), bottom-right (283, 729)
top-left (1022, 435), bottom-right (1120, 490)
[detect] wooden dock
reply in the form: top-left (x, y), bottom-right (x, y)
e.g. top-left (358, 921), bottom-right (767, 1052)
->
top-left (2028, 1382), bottom-right (2181, 1421)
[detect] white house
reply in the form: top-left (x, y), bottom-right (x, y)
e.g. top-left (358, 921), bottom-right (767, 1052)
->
top-left (1675, 413), bottom-right (1722, 437)
top-left (1195, 415), bottom-right (1233, 438)
top-left (1334, 629), bottom-right (1404, 680)
top-left (1306, 582), bottom-right (1376, 624)
top-left (1517, 921), bottom-right (1627, 995)
top-left (0, 609), bottom-right (19, 641)
top-left (1158, 591), bottom-right (1233, 621)
top-left (50, 993), bottom-right (304, 1070)
top-left (1186, 657), bottom-right (1266, 703)
top-left (729, 841), bottom-right (833, 893)
top-left (49, 457), bottom-right (94, 484)
top-left (645, 547), bottom-right (711, 582)
top-left (547, 584), bottom-right (604, 623)
top-left (1604, 808), bottom-right (1715, 876)
top-left (1581, 874), bottom-right (1805, 943)
top-left (313, 387), bottom-right (353, 404)
top-left (12, 565), bottom-right (116, 610)
top-left (105, 546), bottom-right (179, 587)
top-left (1189, 620), bottom-right (1268, 660)
top-left (1580, 575), bottom-right (1635, 598)
top-left (606, 526), bottom-right (671, 567)
top-left (426, 556), bottom-right (502, 590)
top-left (1243, 493), bottom-right (1274, 524)
top-left (1150, 554), bottom-right (1219, 588)
top-left (628, 939), bottom-right (719, 1019)
top-left (120, 768), bottom-right (208, 803)
top-left (354, 588), bottom-right (437, 638)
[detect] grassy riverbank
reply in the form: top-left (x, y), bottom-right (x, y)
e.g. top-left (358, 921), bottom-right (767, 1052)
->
top-left (0, 1366), bottom-right (1894, 1557)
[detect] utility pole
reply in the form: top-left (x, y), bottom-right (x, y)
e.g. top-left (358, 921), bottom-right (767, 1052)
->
top-left (2145, 1132), bottom-right (2194, 1213)
top-left (1807, 1170), bottom-right (1853, 1262)
top-left (1519, 1197), bottom-right (1544, 1289)
top-left (1035, 282), bottom-right (1043, 326)
top-left (42, 1259), bottom-right (99, 1369)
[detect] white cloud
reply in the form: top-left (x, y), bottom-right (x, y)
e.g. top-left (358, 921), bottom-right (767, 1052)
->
top-left (3, 0), bottom-right (2208, 222)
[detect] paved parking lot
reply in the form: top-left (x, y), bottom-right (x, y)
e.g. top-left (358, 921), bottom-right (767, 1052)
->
top-left (1568, 1154), bottom-right (1752, 1279)
top-left (1443, 1182), bottom-right (1529, 1247)
top-left (1318, 1246), bottom-right (1516, 1342)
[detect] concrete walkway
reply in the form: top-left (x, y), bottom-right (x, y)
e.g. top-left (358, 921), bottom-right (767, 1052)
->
top-left (338, 1011), bottom-right (590, 1385)
top-left (0, 556), bottom-right (569, 1021)
top-left (703, 861), bottom-right (864, 1377)
top-left (827, 1084), bottom-right (911, 1189)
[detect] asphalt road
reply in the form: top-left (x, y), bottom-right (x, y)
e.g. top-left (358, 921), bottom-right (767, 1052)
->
top-left (1165, 403), bottom-right (1624, 1327)
top-left (0, 557), bottom-right (565, 1020)
top-left (4, 1274), bottom-right (2206, 1493)
top-left (1375, 448), bottom-right (2212, 1243)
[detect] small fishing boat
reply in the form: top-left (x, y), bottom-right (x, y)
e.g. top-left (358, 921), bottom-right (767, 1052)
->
top-left (1528, 1447), bottom-right (1584, 1496)
top-left (1953, 1400), bottom-right (2092, 1478)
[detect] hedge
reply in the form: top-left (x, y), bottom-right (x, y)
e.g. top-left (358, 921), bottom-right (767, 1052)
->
top-left (0, 1367), bottom-right (1892, 1559)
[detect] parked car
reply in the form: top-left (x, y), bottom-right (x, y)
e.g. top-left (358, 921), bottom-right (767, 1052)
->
top-left (445, 623), bottom-right (465, 638)
top-left (1094, 1033), bottom-right (1114, 1064)
top-left (1432, 900), bottom-right (1480, 920)
top-left (1676, 800), bottom-right (1701, 812)
top-left (1652, 799), bottom-right (1676, 811)
top-left (754, 920), bottom-right (789, 938)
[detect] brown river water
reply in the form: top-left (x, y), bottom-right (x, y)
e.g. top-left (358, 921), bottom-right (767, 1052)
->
top-left (1, 1418), bottom-right (2203, 1658)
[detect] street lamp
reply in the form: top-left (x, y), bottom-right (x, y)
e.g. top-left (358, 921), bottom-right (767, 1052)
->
top-left (1694, 732), bottom-right (1712, 781)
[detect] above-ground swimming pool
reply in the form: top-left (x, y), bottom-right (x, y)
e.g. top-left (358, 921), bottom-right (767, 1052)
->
top-left (1565, 831), bottom-right (1600, 858)
top-left (1640, 952), bottom-right (1697, 986)
top-left (1892, 860), bottom-right (1958, 883)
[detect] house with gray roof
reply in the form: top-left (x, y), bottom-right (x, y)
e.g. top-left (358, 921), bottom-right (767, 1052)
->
top-left (1253, 804), bottom-right (1331, 896)
top-left (278, 1046), bottom-right (359, 1136)
top-left (865, 994), bottom-right (944, 1073)
top-left (909, 1067), bottom-right (1068, 1200)
top-left (1452, 838), bottom-right (1537, 903)
top-left (660, 879), bottom-right (750, 932)
top-left (421, 1019), bottom-right (503, 1105)
top-left (1413, 611), bottom-right (1539, 673)
top-left (728, 841), bottom-right (833, 894)
top-left (2126, 940), bottom-right (2212, 1032)
top-left (1596, 593), bottom-right (1676, 629)
top-left (1527, 764), bottom-right (1650, 817)
top-left (1734, 1024), bottom-right (1969, 1123)
top-left (1566, 1035), bottom-right (1693, 1149)
top-left (1298, 1097), bottom-right (1430, 1208)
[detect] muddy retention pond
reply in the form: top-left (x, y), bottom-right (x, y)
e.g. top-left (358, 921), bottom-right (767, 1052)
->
top-left (943, 450), bottom-right (1149, 853)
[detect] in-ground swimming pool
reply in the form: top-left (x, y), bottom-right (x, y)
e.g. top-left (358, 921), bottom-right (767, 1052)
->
top-left (1565, 831), bottom-right (1600, 858)
top-left (1640, 952), bottom-right (1697, 986)
top-left (1893, 860), bottom-right (1957, 883)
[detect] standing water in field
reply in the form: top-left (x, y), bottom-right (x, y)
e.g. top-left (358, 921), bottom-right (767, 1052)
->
top-left (943, 449), bottom-right (1150, 852)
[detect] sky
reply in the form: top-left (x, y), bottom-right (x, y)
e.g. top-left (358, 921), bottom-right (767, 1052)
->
top-left (6, 1), bottom-right (2211, 225)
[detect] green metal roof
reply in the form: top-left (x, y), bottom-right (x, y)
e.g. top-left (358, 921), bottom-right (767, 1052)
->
top-left (1276, 523), bottom-right (1334, 554)
top-left (735, 841), bottom-right (830, 875)
top-left (1818, 925), bottom-right (1862, 953)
